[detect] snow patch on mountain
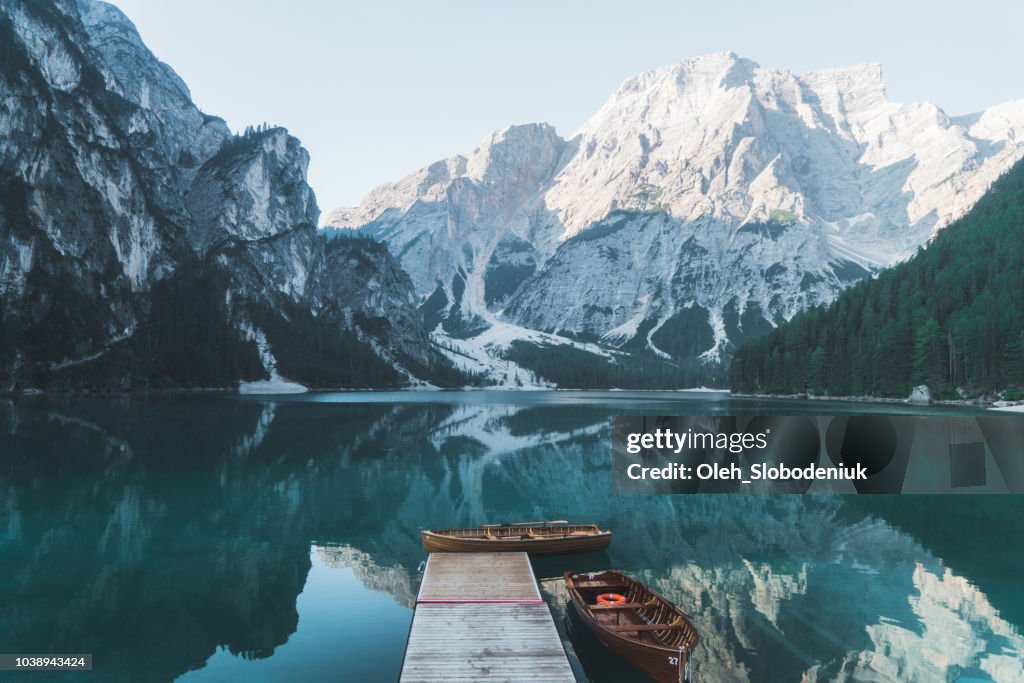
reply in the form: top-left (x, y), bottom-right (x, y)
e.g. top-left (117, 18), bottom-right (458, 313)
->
top-left (238, 322), bottom-right (308, 394)
top-left (433, 321), bottom-right (563, 389)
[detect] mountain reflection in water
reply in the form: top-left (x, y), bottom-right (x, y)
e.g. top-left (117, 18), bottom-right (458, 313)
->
top-left (0, 393), bottom-right (1020, 682)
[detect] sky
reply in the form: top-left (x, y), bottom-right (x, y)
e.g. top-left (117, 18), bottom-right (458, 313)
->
top-left (111, 0), bottom-right (1024, 215)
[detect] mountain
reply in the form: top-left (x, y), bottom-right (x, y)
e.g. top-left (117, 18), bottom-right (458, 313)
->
top-left (0, 0), bottom-right (455, 391)
top-left (730, 156), bottom-right (1024, 399)
top-left (327, 52), bottom-right (1024, 386)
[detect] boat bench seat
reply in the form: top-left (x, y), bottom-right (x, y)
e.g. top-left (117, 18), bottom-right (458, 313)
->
top-left (607, 622), bottom-right (687, 632)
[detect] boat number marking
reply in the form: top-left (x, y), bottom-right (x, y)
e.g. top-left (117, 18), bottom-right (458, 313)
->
top-left (668, 656), bottom-right (679, 665)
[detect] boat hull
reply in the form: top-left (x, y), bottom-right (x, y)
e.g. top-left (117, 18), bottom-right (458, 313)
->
top-left (421, 529), bottom-right (611, 556)
top-left (565, 570), bottom-right (698, 683)
top-left (572, 602), bottom-right (687, 683)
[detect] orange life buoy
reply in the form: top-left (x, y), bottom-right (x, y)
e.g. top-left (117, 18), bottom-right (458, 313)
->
top-left (596, 592), bottom-right (627, 605)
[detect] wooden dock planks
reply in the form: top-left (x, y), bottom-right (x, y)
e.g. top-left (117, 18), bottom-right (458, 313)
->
top-left (399, 552), bottom-right (575, 682)
top-left (416, 552), bottom-right (542, 603)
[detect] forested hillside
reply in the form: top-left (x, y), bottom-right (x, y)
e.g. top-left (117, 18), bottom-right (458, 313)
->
top-left (731, 158), bottom-right (1024, 399)
top-left (504, 341), bottom-right (726, 389)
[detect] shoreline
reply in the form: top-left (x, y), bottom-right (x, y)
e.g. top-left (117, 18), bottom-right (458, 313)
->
top-left (4, 386), bottom-right (1021, 412)
top-left (1, 386), bottom-right (731, 398)
top-left (730, 391), bottom-right (1016, 410)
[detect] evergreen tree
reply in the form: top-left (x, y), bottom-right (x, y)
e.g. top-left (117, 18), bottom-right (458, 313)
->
top-left (913, 317), bottom-right (943, 387)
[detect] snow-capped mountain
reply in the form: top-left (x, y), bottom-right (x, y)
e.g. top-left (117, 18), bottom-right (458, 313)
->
top-left (328, 52), bottom-right (1024, 376)
top-left (0, 0), bottom-right (453, 390)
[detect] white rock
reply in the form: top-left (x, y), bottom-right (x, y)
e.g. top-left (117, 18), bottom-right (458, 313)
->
top-left (238, 379), bottom-right (308, 395)
top-left (908, 385), bottom-right (933, 404)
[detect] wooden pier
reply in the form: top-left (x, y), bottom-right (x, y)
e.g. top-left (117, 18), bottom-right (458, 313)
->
top-left (399, 552), bottom-right (576, 682)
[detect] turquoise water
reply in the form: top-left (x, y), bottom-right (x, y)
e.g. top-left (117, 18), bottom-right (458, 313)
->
top-left (0, 392), bottom-right (1021, 682)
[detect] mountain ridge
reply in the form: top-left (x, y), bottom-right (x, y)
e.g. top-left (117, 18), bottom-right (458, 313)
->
top-left (327, 52), bottom-right (1024, 382)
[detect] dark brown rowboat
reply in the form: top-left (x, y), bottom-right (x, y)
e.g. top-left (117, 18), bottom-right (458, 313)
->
top-left (565, 569), bottom-right (699, 683)
top-left (421, 521), bottom-right (611, 555)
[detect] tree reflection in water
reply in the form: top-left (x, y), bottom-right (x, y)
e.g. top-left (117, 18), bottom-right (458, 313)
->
top-left (0, 395), bottom-right (1020, 682)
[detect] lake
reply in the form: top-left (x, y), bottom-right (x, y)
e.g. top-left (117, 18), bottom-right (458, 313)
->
top-left (1, 391), bottom-right (1021, 682)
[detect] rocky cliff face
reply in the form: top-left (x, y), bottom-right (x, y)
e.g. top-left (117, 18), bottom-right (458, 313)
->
top-left (0, 0), bottom-right (451, 390)
top-left (329, 123), bottom-right (569, 321)
top-left (328, 52), bottom-right (1024, 379)
top-left (323, 234), bottom-right (443, 375)
top-left (1, 0), bottom-right (173, 380)
top-left (186, 129), bottom-right (322, 306)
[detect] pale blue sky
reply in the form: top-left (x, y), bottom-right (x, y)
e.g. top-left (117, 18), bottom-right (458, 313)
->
top-left (111, 0), bottom-right (1024, 214)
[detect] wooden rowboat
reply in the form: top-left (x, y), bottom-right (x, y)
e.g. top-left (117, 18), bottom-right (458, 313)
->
top-left (565, 569), bottom-right (699, 683)
top-left (421, 521), bottom-right (611, 555)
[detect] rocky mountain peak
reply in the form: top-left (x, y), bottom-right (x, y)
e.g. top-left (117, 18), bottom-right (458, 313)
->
top-left (611, 51), bottom-right (757, 99)
top-left (76, 0), bottom-right (191, 103)
top-left (328, 53), bottom-right (1024, 381)
top-left (674, 51), bottom-right (759, 87)
top-left (802, 61), bottom-right (885, 94)
top-left (326, 123), bottom-right (567, 234)
top-left (464, 122), bottom-right (565, 185)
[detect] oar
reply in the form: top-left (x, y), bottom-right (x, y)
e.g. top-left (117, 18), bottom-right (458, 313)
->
top-left (482, 520), bottom-right (569, 528)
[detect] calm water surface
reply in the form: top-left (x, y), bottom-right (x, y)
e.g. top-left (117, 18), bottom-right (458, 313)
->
top-left (0, 391), bottom-right (1021, 682)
